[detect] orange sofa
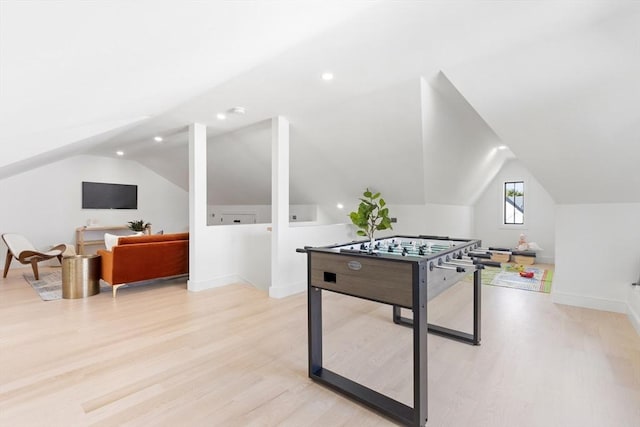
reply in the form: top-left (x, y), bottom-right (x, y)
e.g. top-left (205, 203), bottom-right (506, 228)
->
top-left (98, 232), bottom-right (189, 297)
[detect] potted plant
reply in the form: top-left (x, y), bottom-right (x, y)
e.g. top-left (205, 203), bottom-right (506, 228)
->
top-left (127, 219), bottom-right (151, 233)
top-left (349, 188), bottom-right (392, 246)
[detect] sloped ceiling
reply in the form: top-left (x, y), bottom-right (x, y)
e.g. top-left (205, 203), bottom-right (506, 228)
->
top-left (0, 0), bottom-right (371, 165)
top-left (207, 120), bottom-right (272, 205)
top-left (288, 78), bottom-right (424, 205)
top-left (422, 72), bottom-right (512, 205)
top-left (199, 79), bottom-right (424, 206)
top-left (444, 3), bottom-right (640, 203)
top-left (2, 1), bottom-right (638, 206)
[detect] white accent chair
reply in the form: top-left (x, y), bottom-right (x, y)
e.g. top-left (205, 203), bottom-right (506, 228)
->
top-left (2, 233), bottom-right (66, 280)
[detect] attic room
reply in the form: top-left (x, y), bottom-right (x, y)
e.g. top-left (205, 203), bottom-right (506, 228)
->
top-left (1, 1), bottom-right (639, 426)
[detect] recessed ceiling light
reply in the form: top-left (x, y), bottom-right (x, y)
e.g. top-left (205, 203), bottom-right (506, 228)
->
top-left (336, 203), bottom-right (344, 209)
top-left (216, 113), bottom-right (227, 120)
top-left (498, 145), bottom-right (508, 150)
top-left (154, 136), bottom-right (163, 142)
top-left (116, 150), bottom-right (124, 156)
top-left (228, 106), bottom-right (246, 115)
top-left (322, 72), bottom-right (334, 81)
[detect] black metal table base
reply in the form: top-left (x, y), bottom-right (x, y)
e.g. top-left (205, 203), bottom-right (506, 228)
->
top-left (392, 269), bottom-right (481, 346)
top-left (310, 367), bottom-right (414, 425)
top-left (308, 261), bottom-right (428, 427)
top-left (308, 262), bottom-right (481, 426)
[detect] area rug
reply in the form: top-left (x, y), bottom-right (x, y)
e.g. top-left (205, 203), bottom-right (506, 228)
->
top-left (480, 266), bottom-right (553, 293)
top-left (23, 271), bottom-right (109, 301)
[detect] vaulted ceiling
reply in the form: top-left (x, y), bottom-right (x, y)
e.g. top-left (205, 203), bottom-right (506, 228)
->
top-left (2, 1), bottom-right (639, 205)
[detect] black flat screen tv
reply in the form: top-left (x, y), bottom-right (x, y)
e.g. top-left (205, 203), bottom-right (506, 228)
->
top-left (82, 181), bottom-right (138, 209)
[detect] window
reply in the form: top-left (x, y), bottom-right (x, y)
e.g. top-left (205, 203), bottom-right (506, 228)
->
top-left (504, 181), bottom-right (524, 225)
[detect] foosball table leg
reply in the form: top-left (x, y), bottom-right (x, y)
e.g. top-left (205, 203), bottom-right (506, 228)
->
top-left (392, 268), bottom-right (481, 346)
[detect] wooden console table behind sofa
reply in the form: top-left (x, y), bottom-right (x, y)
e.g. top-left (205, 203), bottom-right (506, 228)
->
top-left (76, 225), bottom-right (151, 255)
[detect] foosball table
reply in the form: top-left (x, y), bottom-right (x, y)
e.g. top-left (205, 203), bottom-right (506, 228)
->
top-left (299, 235), bottom-right (485, 427)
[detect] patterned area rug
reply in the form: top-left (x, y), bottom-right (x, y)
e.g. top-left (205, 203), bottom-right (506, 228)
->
top-left (23, 270), bottom-right (109, 301)
top-left (480, 265), bottom-right (553, 293)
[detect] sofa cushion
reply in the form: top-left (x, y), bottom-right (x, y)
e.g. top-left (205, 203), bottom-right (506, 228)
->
top-left (104, 232), bottom-right (143, 251)
top-left (117, 232), bottom-right (188, 246)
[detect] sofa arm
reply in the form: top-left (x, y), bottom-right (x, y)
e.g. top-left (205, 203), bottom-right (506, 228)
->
top-left (97, 249), bottom-right (114, 284)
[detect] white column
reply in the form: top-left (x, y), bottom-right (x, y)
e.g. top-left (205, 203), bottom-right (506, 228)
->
top-left (270, 116), bottom-right (290, 297)
top-left (188, 122), bottom-right (207, 290)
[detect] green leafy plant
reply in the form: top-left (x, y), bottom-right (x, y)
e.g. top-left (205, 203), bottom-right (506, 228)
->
top-left (349, 188), bottom-right (392, 241)
top-left (127, 219), bottom-right (151, 232)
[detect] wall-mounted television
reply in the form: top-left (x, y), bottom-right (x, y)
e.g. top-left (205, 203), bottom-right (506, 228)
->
top-left (82, 181), bottom-right (138, 209)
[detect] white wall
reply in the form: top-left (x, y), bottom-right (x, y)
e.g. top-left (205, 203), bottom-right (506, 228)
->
top-left (553, 204), bottom-right (640, 329)
top-left (270, 223), bottom-right (355, 297)
top-left (190, 121), bottom-right (275, 292)
top-left (268, 203), bottom-right (473, 297)
top-left (189, 223), bottom-right (272, 290)
top-left (0, 154), bottom-right (188, 268)
top-left (630, 284), bottom-right (640, 335)
top-left (181, 219), bottom-right (354, 294)
top-left (206, 204), bottom-right (317, 225)
top-left (316, 202), bottom-right (473, 238)
top-left (386, 204), bottom-right (473, 239)
top-left (189, 120), bottom-right (354, 295)
top-left (473, 159), bottom-right (556, 263)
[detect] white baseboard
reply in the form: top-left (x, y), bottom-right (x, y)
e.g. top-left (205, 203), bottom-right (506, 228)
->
top-left (629, 302), bottom-right (640, 336)
top-left (188, 274), bottom-right (246, 292)
top-left (628, 287), bottom-right (640, 336)
top-left (551, 290), bottom-right (627, 314)
top-left (269, 281), bottom-right (306, 299)
top-left (536, 255), bottom-right (555, 265)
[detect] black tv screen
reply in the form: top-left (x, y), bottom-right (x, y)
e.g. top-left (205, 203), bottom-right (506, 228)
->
top-left (82, 181), bottom-right (138, 209)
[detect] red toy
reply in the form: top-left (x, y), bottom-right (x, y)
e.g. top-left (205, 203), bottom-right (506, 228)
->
top-left (519, 271), bottom-right (534, 278)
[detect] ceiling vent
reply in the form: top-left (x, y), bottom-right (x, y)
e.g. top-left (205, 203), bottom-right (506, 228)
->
top-left (227, 106), bottom-right (246, 115)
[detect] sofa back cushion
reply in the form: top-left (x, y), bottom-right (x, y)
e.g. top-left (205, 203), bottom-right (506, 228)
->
top-left (117, 232), bottom-right (188, 246)
top-left (104, 232), bottom-right (143, 251)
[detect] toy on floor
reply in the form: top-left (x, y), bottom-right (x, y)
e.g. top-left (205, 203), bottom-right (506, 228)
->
top-left (516, 233), bottom-right (544, 251)
top-left (517, 234), bottom-right (529, 251)
top-left (514, 263), bottom-right (534, 278)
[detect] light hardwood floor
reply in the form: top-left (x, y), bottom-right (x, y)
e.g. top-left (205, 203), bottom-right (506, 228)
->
top-left (1, 266), bottom-right (639, 426)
